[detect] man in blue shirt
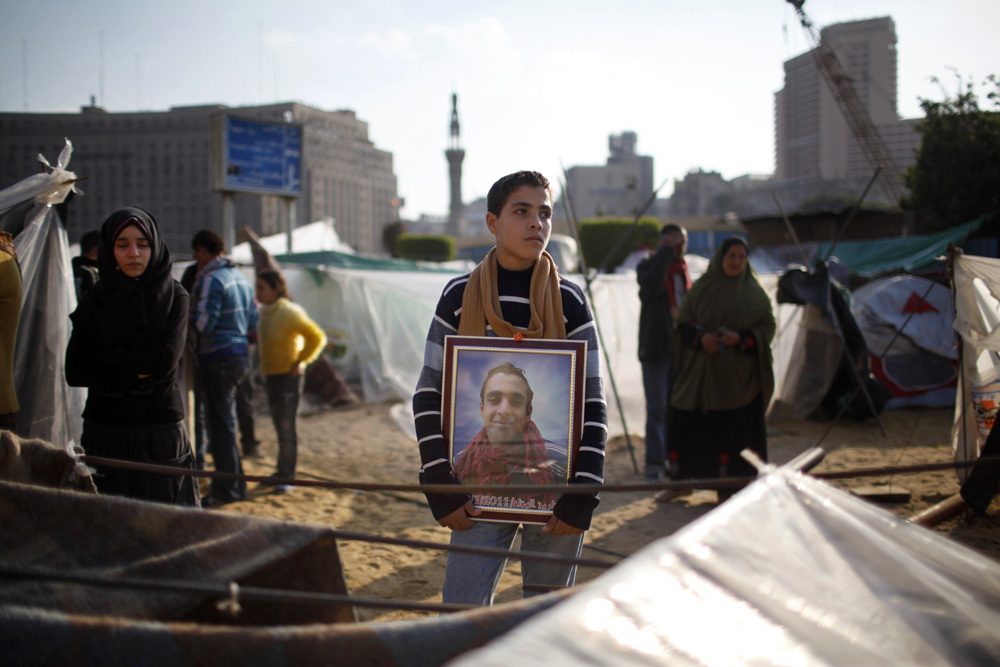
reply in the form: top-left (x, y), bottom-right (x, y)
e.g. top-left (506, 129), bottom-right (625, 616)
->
top-left (189, 230), bottom-right (258, 507)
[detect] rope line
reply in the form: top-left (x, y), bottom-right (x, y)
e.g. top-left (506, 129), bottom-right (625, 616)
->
top-left (0, 563), bottom-right (477, 614)
top-left (14, 448), bottom-right (992, 618)
top-left (281, 469), bottom-right (629, 559)
top-left (81, 454), bottom-right (1000, 495)
top-left (313, 529), bottom-right (615, 570)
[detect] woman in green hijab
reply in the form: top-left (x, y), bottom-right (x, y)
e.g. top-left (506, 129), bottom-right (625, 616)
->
top-left (662, 237), bottom-right (775, 502)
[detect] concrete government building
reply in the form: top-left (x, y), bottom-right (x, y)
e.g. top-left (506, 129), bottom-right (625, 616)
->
top-left (0, 101), bottom-right (398, 255)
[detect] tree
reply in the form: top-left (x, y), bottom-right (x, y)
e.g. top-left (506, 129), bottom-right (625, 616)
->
top-left (904, 74), bottom-right (1000, 225)
top-left (382, 221), bottom-right (407, 257)
top-left (394, 234), bottom-right (455, 262)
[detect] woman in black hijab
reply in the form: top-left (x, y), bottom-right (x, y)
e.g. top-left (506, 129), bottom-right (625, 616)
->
top-left (66, 207), bottom-right (199, 506)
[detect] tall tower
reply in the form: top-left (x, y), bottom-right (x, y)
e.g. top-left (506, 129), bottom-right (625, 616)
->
top-left (445, 93), bottom-right (465, 237)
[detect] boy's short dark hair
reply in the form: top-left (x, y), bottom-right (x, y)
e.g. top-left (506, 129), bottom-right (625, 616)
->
top-left (80, 230), bottom-right (101, 254)
top-left (660, 223), bottom-right (685, 237)
top-left (486, 171), bottom-right (552, 217)
top-left (191, 229), bottom-right (225, 256)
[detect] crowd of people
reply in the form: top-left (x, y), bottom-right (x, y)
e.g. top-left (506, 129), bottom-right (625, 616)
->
top-left (0, 168), bottom-right (782, 608)
top-left (65, 212), bottom-right (328, 509)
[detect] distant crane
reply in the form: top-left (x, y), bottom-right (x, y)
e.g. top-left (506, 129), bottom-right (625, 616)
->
top-left (786, 0), bottom-right (905, 205)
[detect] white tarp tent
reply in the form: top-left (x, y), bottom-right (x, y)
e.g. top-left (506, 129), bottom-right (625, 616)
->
top-left (208, 233), bottom-right (805, 444)
top-left (229, 218), bottom-right (354, 264)
top-left (0, 140), bottom-right (85, 446)
top-left (449, 452), bottom-right (1000, 665)
top-left (952, 251), bottom-right (1000, 483)
top-left (852, 275), bottom-right (957, 410)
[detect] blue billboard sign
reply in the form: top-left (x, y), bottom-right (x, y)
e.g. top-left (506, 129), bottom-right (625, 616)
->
top-left (223, 116), bottom-right (302, 195)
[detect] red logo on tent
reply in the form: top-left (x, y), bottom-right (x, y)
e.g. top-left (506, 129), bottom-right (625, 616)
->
top-left (903, 292), bottom-right (939, 314)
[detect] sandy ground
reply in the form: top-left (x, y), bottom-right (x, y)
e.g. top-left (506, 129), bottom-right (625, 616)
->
top-left (206, 395), bottom-right (1000, 623)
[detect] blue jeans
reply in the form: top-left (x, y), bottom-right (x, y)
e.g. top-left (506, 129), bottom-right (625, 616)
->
top-left (195, 369), bottom-right (255, 468)
top-left (236, 373), bottom-right (258, 454)
top-left (642, 360), bottom-right (671, 477)
top-left (265, 374), bottom-right (302, 479)
top-left (442, 521), bottom-right (584, 606)
top-left (193, 372), bottom-right (208, 470)
top-left (198, 354), bottom-right (249, 500)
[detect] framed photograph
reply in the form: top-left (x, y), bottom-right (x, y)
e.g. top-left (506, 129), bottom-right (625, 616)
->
top-left (442, 335), bottom-right (587, 525)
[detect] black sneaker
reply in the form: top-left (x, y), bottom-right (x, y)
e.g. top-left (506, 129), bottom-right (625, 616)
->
top-left (202, 493), bottom-right (238, 509)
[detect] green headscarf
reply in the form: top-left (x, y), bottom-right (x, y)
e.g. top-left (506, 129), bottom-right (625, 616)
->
top-left (671, 237), bottom-right (775, 412)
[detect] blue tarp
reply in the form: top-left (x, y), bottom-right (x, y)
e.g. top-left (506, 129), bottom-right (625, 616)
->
top-left (271, 249), bottom-right (461, 273)
top-left (816, 218), bottom-right (982, 275)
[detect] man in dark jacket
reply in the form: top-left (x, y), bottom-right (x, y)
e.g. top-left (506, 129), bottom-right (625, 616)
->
top-left (636, 224), bottom-right (690, 481)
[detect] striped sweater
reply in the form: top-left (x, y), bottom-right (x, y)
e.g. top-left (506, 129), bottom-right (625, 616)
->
top-left (412, 262), bottom-right (607, 529)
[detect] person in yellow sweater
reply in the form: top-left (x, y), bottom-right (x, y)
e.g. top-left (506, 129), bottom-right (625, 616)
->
top-left (0, 232), bottom-right (22, 432)
top-left (255, 268), bottom-right (327, 493)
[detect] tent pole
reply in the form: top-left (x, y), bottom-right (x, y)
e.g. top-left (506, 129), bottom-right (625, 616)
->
top-left (950, 245), bottom-right (973, 480)
top-left (559, 166), bottom-right (651, 474)
top-left (824, 167), bottom-right (880, 262)
top-left (826, 285), bottom-right (888, 437)
top-left (771, 191), bottom-right (810, 267)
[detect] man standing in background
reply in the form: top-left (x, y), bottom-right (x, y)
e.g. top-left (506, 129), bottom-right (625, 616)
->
top-left (189, 230), bottom-right (257, 507)
top-left (636, 223), bottom-right (690, 483)
top-left (72, 230), bottom-right (100, 300)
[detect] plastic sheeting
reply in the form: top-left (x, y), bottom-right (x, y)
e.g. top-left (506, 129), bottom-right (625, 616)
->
top-left (0, 140), bottom-right (85, 446)
top-left (952, 252), bottom-right (1000, 483)
top-left (768, 265), bottom-right (878, 422)
top-left (450, 455), bottom-right (1000, 666)
top-left (853, 275), bottom-right (956, 360)
top-left (749, 218), bottom-right (981, 277)
top-left (229, 218), bottom-right (353, 264)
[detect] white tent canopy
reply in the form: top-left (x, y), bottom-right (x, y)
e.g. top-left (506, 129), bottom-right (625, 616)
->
top-left (229, 218), bottom-right (353, 264)
top-left (851, 275), bottom-right (958, 410)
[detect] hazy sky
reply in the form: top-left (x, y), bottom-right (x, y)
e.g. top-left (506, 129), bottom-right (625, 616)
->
top-left (1, 1), bottom-right (996, 220)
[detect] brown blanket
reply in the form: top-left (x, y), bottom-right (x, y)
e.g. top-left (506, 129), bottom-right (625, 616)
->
top-left (0, 429), bottom-right (97, 493)
top-left (0, 479), bottom-right (568, 665)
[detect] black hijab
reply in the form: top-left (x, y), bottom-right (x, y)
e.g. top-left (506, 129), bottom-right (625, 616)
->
top-left (70, 207), bottom-right (176, 346)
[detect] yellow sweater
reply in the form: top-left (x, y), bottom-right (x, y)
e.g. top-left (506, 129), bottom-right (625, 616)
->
top-left (257, 298), bottom-right (327, 377)
top-left (0, 252), bottom-right (21, 413)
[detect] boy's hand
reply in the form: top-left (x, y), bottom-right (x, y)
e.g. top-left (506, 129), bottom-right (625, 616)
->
top-left (542, 515), bottom-right (583, 536)
top-left (439, 500), bottom-right (481, 531)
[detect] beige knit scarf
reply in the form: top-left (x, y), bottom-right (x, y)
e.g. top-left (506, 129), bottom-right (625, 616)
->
top-left (458, 248), bottom-right (566, 339)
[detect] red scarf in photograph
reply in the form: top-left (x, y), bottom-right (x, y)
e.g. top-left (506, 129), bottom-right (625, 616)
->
top-left (454, 420), bottom-right (555, 487)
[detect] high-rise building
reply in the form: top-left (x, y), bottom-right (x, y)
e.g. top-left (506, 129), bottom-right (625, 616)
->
top-left (774, 16), bottom-right (920, 206)
top-left (558, 131), bottom-right (654, 222)
top-left (0, 101), bottom-right (398, 254)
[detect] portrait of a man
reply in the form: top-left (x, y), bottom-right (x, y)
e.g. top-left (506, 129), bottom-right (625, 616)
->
top-left (453, 362), bottom-right (568, 498)
top-left (441, 337), bottom-right (585, 523)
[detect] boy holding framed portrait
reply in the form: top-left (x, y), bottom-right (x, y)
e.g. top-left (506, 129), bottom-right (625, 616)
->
top-left (413, 170), bottom-right (608, 606)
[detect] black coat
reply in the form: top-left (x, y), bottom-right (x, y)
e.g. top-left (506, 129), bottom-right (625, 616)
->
top-left (637, 244), bottom-right (678, 363)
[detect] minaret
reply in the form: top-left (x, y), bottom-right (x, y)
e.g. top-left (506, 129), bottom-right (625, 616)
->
top-left (445, 93), bottom-right (465, 237)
